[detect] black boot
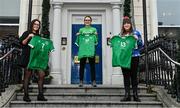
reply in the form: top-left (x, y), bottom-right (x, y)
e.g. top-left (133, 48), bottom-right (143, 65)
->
top-left (121, 71), bottom-right (131, 101)
top-left (23, 94), bottom-right (31, 102)
top-left (121, 91), bottom-right (131, 101)
top-left (23, 75), bottom-right (31, 102)
top-left (133, 91), bottom-right (141, 102)
top-left (132, 83), bottom-right (141, 102)
top-left (23, 83), bottom-right (31, 102)
top-left (121, 81), bottom-right (131, 101)
top-left (37, 94), bottom-right (47, 101)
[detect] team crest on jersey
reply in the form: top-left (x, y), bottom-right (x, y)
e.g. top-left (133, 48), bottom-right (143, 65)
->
top-left (120, 42), bottom-right (126, 47)
top-left (45, 41), bottom-right (49, 45)
top-left (85, 39), bottom-right (89, 43)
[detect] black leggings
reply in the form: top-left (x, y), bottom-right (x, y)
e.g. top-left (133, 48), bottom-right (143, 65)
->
top-left (79, 57), bottom-right (96, 82)
top-left (121, 57), bottom-right (139, 92)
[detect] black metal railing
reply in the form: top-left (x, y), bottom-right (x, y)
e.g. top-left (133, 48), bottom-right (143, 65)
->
top-left (139, 35), bottom-right (180, 102)
top-left (0, 35), bottom-right (22, 96)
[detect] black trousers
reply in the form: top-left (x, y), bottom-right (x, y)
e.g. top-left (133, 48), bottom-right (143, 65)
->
top-left (121, 57), bottom-right (139, 94)
top-left (79, 57), bottom-right (96, 82)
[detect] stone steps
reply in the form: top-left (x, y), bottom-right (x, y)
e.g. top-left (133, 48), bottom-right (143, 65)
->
top-left (9, 84), bottom-right (163, 108)
top-left (15, 92), bottom-right (157, 101)
top-left (10, 100), bottom-right (163, 108)
top-left (27, 84), bottom-right (148, 93)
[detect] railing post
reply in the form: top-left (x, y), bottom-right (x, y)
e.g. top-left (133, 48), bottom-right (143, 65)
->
top-left (176, 39), bottom-right (180, 102)
top-left (27, 0), bottom-right (33, 29)
top-left (176, 66), bottom-right (180, 102)
top-left (142, 0), bottom-right (149, 89)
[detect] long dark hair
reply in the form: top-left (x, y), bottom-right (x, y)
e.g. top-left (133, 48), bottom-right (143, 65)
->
top-left (121, 18), bottom-right (133, 36)
top-left (29, 19), bottom-right (41, 34)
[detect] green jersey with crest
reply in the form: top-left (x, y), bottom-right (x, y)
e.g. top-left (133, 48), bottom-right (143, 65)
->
top-left (75, 26), bottom-right (97, 60)
top-left (110, 35), bottom-right (136, 68)
top-left (28, 36), bottom-right (54, 70)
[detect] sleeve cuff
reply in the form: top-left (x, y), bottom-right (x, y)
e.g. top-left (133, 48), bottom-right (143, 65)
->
top-left (50, 49), bottom-right (55, 52)
top-left (28, 44), bottom-right (34, 48)
top-left (75, 43), bottom-right (79, 47)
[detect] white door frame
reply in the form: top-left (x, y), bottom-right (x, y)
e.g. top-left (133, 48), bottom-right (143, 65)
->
top-left (50, 2), bottom-right (123, 85)
top-left (66, 10), bottom-right (106, 84)
top-left (60, 3), bottom-right (113, 85)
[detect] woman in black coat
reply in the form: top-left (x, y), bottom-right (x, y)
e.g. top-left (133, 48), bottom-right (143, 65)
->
top-left (19, 19), bottom-right (47, 102)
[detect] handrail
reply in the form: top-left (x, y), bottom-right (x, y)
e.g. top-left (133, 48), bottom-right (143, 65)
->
top-left (0, 48), bottom-right (21, 61)
top-left (139, 36), bottom-right (180, 103)
top-left (141, 47), bottom-right (180, 66)
top-left (158, 47), bottom-right (180, 66)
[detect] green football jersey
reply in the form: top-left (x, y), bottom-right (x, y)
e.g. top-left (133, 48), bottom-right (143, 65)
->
top-left (28, 36), bottom-right (54, 70)
top-left (75, 26), bottom-right (98, 60)
top-left (110, 35), bottom-right (136, 68)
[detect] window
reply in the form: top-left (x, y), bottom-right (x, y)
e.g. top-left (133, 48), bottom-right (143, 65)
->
top-left (157, 0), bottom-right (180, 26)
top-left (0, 0), bottom-right (20, 37)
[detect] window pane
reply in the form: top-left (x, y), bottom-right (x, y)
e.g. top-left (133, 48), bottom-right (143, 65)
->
top-left (0, 0), bottom-right (20, 24)
top-left (157, 0), bottom-right (180, 25)
top-left (0, 0), bottom-right (20, 17)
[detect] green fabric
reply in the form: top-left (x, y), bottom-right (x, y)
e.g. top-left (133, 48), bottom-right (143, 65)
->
top-left (110, 35), bottom-right (136, 68)
top-left (28, 36), bottom-right (54, 70)
top-left (75, 26), bottom-right (97, 60)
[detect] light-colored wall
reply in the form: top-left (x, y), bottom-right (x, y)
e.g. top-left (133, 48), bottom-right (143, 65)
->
top-left (133, 0), bottom-right (158, 40)
top-left (18, 0), bottom-right (29, 36)
top-left (133, 0), bottom-right (144, 36)
top-left (32, 0), bottom-right (43, 20)
top-left (18, 0), bottom-right (42, 36)
top-left (19, 0), bottom-right (158, 38)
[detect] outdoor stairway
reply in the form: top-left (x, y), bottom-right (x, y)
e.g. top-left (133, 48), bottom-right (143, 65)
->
top-left (9, 85), bottom-right (163, 108)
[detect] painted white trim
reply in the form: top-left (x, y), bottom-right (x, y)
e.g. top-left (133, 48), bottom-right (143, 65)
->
top-left (19, 0), bottom-right (29, 36)
top-left (72, 15), bottom-right (102, 24)
top-left (158, 25), bottom-right (180, 28)
top-left (149, 0), bottom-right (158, 39)
top-left (52, 0), bottom-right (122, 4)
top-left (0, 24), bottom-right (19, 26)
top-left (50, 3), bottom-right (63, 85)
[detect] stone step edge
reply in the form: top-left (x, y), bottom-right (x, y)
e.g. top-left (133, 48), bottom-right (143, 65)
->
top-left (10, 100), bottom-right (162, 105)
top-left (16, 93), bottom-right (156, 96)
top-left (25, 84), bottom-right (147, 89)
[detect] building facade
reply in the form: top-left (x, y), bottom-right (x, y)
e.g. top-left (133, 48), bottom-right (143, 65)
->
top-left (18, 0), bottom-right (158, 85)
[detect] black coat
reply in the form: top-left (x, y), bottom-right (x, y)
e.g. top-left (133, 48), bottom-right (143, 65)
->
top-left (18, 31), bottom-right (38, 68)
